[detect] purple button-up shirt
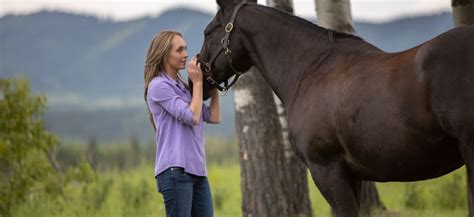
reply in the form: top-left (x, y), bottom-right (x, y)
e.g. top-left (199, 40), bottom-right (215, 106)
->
top-left (147, 73), bottom-right (211, 177)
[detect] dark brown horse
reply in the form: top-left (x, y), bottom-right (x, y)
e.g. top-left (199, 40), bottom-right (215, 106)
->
top-left (197, 0), bottom-right (474, 216)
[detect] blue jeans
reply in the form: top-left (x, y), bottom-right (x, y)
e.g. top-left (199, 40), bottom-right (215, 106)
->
top-left (156, 167), bottom-right (214, 217)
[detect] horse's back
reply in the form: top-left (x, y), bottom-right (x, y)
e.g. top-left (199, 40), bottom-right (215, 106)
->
top-left (356, 26), bottom-right (474, 180)
top-left (354, 26), bottom-right (474, 181)
top-left (295, 27), bottom-right (474, 182)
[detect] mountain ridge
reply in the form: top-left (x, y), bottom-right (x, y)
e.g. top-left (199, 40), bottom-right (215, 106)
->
top-left (0, 8), bottom-right (454, 142)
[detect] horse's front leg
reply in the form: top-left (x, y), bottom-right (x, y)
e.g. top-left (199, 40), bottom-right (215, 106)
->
top-left (307, 158), bottom-right (360, 217)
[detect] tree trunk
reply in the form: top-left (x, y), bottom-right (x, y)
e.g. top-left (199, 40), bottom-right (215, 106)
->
top-left (269, 1), bottom-right (313, 216)
top-left (235, 67), bottom-right (312, 217)
top-left (86, 135), bottom-right (98, 170)
top-left (267, 0), bottom-right (296, 163)
top-left (315, 0), bottom-right (385, 216)
top-left (315, 0), bottom-right (355, 34)
top-left (267, 0), bottom-right (294, 14)
top-left (451, 1), bottom-right (474, 214)
top-left (452, 0), bottom-right (474, 27)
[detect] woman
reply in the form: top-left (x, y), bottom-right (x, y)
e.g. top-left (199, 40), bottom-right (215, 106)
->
top-left (144, 31), bottom-right (220, 217)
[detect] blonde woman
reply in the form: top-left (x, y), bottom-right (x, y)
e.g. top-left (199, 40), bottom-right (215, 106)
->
top-left (144, 31), bottom-right (220, 217)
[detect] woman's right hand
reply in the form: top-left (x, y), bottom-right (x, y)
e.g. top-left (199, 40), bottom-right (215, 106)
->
top-left (188, 57), bottom-right (203, 125)
top-left (188, 58), bottom-right (203, 84)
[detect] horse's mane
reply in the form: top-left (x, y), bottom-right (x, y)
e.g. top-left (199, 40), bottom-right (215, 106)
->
top-left (250, 3), bottom-right (363, 41)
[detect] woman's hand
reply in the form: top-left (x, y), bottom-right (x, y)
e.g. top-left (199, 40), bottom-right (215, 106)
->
top-left (188, 58), bottom-right (203, 84)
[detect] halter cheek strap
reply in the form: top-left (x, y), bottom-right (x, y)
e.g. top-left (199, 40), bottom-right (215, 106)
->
top-left (197, 0), bottom-right (248, 93)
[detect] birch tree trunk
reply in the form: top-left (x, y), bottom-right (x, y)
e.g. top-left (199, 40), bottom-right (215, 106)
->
top-left (451, 1), bottom-right (474, 214)
top-left (235, 67), bottom-right (312, 217)
top-left (315, 0), bottom-right (385, 216)
top-left (268, 1), bottom-right (313, 216)
top-left (315, 0), bottom-right (355, 34)
top-left (452, 0), bottom-right (474, 27)
top-left (235, 4), bottom-right (312, 217)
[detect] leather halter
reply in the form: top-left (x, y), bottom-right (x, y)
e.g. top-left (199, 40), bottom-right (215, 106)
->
top-left (196, 0), bottom-right (248, 93)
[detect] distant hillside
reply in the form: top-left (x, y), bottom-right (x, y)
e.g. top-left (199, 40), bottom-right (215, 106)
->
top-left (0, 9), bottom-right (211, 100)
top-left (0, 8), bottom-right (454, 142)
top-left (354, 13), bottom-right (453, 51)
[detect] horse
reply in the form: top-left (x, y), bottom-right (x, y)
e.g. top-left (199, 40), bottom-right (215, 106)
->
top-left (196, 0), bottom-right (474, 216)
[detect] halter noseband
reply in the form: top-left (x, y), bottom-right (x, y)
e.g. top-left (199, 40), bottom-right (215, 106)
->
top-left (196, 0), bottom-right (248, 93)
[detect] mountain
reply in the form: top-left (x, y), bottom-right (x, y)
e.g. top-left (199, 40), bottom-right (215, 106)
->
top-left (0, 8), bottom-right (454, 143)
top-left (0, 9), bottom-right (211, 100)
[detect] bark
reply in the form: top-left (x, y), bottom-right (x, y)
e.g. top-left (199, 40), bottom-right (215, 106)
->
top-left (267, 1), bottom-right (312, 216)
top-left (267, 0), bottom-right (294, 14)
top-left (45, 148), bottom-right (61, 173)
top-left (234, 1), bottom-right (313, 216)
top-left (315, 0), bottom-right (355, 34)
top-left (86, 135), bottom-right (98, 170)
top-left (452, 0), bottom-right (474, 27)
top-left (235, 67), bottom-right (311, 217)
top-left (315, 0), bottom-right (385, 215)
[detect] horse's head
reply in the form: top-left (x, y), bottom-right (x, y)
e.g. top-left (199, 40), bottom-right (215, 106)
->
top-left (195, 0), bottom-right (255, 100)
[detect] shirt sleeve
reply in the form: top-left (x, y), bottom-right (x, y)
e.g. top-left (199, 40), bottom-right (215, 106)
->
top-left (202, 104), bottom-right (211, 123)
top-left (148, 80), bottom-right (195, 125)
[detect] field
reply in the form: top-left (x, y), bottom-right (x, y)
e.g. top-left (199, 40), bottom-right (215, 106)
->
top-left (11, 162), bottom-right (468, 217)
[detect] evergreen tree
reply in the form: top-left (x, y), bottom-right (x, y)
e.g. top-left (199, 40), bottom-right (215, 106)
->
top-left (0, 78), bottom-right (59, 216)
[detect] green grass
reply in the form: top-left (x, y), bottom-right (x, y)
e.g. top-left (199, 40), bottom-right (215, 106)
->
top-left (12, 164), bottom-right (468, 217)
top-left (307, 166), bottom-right (468, 217)
top-left (374, 167), bottom-right (468, 217)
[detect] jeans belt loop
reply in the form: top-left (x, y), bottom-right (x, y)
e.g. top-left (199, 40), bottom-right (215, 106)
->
top-left (170, 167), bottom-right (184, 172)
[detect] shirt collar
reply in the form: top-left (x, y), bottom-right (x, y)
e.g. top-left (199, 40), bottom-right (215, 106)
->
top-left (162, 72), bottom-right (187, 93)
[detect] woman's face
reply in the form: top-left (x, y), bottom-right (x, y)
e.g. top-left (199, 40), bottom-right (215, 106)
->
top-left (165, 35), bottom-right (188, 72)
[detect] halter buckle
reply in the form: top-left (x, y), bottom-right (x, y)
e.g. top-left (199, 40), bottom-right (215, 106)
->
top-left (221, 88), bottom-right (228, 96)
top-left (225, 23), bottom-right (234, 33)
top-left (224, 48), bottom-right (232, 55)
top-left (204, 63), bottom-right (211, 72)
top-left (206, 76), bottom-right (215, 84)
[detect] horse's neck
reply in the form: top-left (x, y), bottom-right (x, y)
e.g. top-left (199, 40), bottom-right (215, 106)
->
top-left (239, 5), bottom-right (381, 105)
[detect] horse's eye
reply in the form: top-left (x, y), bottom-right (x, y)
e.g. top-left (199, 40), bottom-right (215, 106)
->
top-left (204, 29), bottom-right (213, 36)
top-left (204, 25), bottom-right (219, 36)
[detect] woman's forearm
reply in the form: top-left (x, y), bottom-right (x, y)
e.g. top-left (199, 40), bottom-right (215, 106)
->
top-left (209, 88), bottom-right (221, 123)
top-left (190, 82), bottom-right (203, 125)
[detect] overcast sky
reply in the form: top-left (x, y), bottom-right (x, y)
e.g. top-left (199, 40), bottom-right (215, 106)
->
top-left (1, 0), bottom-right (452, 23)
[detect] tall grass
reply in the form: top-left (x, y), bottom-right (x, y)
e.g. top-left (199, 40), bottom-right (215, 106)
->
top-left (11, 163), bottom-right (468, 217)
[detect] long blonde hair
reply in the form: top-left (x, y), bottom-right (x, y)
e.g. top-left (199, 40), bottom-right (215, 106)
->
top-left (144, 31), bottom-right (182, 131)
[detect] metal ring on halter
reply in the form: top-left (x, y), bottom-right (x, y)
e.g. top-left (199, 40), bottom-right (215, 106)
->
top-left (221, 38), bottom-right (230, 47)
top-left (206, 77), bottom-right (214, 83)
top-left (204, 63), bottom-right (211, 72)
top-left (221, 87), bottom-right (228, 96)
top-left (224, 48), bottom-right (232, 55)
top-left (225, 23), bottom-right (234, 32)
